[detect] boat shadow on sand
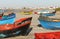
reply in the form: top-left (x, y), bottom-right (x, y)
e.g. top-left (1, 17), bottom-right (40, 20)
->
top-left (37, 24), bottom-right (42, 27)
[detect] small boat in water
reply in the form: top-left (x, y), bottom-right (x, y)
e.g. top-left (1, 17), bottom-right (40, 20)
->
top-left (38, 11), bottom-right (60, 29)
top-left (0, 13), bottom-right (16, 24)
top-left (0, 17), bottom-right (32, 38)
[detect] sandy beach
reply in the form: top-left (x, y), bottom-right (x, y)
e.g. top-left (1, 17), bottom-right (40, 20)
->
top-left (3, 13), bottom-right (60, 39)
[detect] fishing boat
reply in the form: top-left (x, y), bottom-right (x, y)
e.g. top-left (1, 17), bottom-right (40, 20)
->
top-left (21, 11), bottom-right (32, 15)
top-left (38, 11), bottom-right (60, 29)
top-left (0, 17), bottom-right (32, 38)
top-left (35, 32), bottom-right (60, 39)
top-left (20, 8), bottom-right (32, 15)
top-left (0, 13), bottom-right (16, 24)
top-left (34, 9), bottom-right (56, 16)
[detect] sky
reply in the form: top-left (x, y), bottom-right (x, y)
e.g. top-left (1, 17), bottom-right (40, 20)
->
top-left (0, 0), bottom-right (60, 8)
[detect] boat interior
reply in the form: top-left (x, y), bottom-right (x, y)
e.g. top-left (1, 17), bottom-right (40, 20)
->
top-left (39, 11), bottom-right (60, 22)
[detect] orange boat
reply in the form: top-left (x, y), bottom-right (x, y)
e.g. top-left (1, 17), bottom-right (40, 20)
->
top-left (0, 17), bottom-right (32, 38)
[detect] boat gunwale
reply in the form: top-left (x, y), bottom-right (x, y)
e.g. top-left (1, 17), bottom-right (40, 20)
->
top-left (39, 16), bottom-right (60, 22)
top-left (0, 14), bottom-right (15, 21)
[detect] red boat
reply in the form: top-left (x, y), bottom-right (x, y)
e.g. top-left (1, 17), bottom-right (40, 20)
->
top-left (35, 32), bottom-right (60, 39)
top-left (0, 17), bottom-right (32, 38)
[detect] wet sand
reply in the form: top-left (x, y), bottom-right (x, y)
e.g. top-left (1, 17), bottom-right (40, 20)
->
top-left (3, 13), bottom-right (60, 39)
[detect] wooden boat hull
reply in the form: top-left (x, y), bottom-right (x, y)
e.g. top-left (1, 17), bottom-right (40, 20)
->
top-left (42, 13), bottom-right (55, 16)
top-left (35, 32), bottom-right (60, 39)
top-left (34, 12), bottom-right (55, 16)
top-left (38, 11), bottom-right (58, 29)
top-left (39, 20), bottom-right (60, 29)
top-left (20, 12), bottom-right (32, 15)
top-left (0, 17), bottom-right (32, 38)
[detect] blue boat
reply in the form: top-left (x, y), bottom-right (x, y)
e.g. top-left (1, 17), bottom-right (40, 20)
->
top-left (38, 10), bottom-right (60, 29)
top-left (39, 19), bottom-right (60, 29)
top-left (0, 13), bottom-right (16, 24)
top-left (35, 9), bottom-right (56, 16)
top-left (40, 13), bottom-right (55, 16)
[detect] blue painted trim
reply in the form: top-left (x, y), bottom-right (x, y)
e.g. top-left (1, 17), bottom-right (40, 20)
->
top-left (0, 13), bottom-right (16, 24)
top-left (39, 20), bottom-right (60, 29)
